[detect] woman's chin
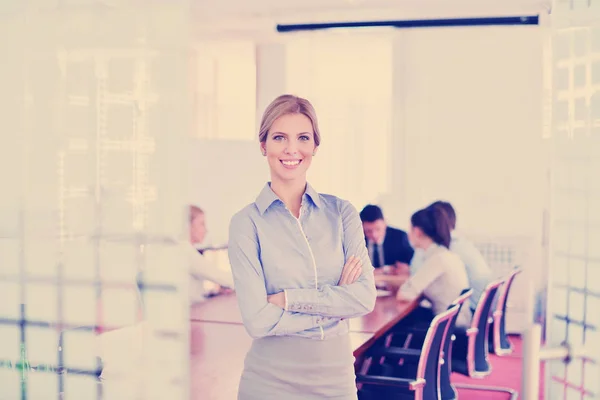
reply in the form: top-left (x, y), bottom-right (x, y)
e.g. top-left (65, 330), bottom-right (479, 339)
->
top-left (273, 169), bottom-right (306, 181)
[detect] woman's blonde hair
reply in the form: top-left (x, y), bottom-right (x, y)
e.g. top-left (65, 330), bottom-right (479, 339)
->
top-left (258, 94), bottom-right (321, 146)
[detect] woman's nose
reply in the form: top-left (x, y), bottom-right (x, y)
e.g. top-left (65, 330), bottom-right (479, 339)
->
top-left (284, 145), bottom-right (298, 154)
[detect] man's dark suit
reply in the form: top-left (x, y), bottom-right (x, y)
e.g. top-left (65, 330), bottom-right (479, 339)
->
top-left (367, 226), bottom-right (414, 267)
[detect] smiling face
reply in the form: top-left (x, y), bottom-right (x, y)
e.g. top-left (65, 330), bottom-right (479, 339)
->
top-left (261, 113), bottom-right (318, 184)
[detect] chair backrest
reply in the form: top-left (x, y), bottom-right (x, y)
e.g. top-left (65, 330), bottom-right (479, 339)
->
top-left (467, 279), bottom-right (503, 376)
top-left (445, 288), bottom-right (473, 360)
top-left (417, 304), bottom-right (460, 400)
top-left (450, 288), bottom-right (473, 327)
top-left (495, 266), bottom-right (522, 316)
top-left (491, 266), bottom-right (522, 352)
top-left (439, 289), bottom-right (473, 399)
top-left (445, 288), bottom-right (473, 351)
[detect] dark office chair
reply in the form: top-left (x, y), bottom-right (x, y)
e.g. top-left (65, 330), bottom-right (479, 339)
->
top-left (489, 267), bottom-right (522, 356)
top-left (379, 289), bottom-right (473, 400)
top-left (356, 304), bottom-right (460, 400)
top-left (437, 290), bottom-right (473, 400)
top-left (451, 280), bottom-right (517, 400)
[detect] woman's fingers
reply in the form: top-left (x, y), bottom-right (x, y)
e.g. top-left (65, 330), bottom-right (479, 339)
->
top-left (348, 261), bottom-right (363, 284)
top-left (339, 256), bottom-right (362, 285)
top-left (338, 256), bottom-right (354, 285)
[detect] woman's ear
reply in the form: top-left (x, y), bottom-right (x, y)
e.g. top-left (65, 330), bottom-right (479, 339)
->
top-left (312, 146), bottom-right (318, 156)
top-left (414, 226), bottom-right (425, 239)
top-left (260, 142), bottom-right (266, 156)
top-left (410, 226), bottom-right (423, 247)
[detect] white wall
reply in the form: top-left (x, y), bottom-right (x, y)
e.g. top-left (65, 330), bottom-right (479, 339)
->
top-left (196, 27), bottom-right (549, 242)
top-left (285, 32), bottom-right (394, 210)
top-left (383, 26), bottom-right (547, 239)
top-left (189, 138), bottom-right (269, 245)
top-left (379, 26), bottom-right (549, 333)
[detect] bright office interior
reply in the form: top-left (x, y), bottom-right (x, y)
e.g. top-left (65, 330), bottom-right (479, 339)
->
top-left (0, 0), bottom-right (599, 399)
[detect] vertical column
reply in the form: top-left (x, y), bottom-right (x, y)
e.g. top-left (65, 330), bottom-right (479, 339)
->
top-left (255, 41), bottom-right (287, 131)
top-left (381, 32), bottom-right (409, 227)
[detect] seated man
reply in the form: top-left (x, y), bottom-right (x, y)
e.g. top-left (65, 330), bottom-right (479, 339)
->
top-left (188, 205), bottom-right (234, 304)
top-left (359, 204), bottom-right (414, 275)
top-left (411, 201), bottom-right (492, 312)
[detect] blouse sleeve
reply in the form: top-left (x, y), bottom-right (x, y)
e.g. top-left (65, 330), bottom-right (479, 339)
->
top-left (284, 200), bottom-right (377, 318)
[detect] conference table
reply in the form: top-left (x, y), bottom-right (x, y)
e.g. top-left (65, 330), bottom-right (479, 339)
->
top-left (190, 292), bottom-right (419, 400)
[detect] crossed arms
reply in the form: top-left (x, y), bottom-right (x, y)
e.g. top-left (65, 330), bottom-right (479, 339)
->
top-left (227, 201), bottom-right (377, 339)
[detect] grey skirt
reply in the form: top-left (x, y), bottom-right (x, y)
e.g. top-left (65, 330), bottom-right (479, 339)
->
top-left (238, 334), bottom-right (358, 400)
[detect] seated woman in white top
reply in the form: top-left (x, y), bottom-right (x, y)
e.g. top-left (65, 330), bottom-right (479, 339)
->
top-left (410, 200), bottom-right (492, 312)
top-left (188, 205), bottom-right (234, 303)
top-left (396, 206), bottom-right (472, 328)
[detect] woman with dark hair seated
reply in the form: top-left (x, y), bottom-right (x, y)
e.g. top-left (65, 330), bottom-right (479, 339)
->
top-left (396, 206), bottom-right (472, 328)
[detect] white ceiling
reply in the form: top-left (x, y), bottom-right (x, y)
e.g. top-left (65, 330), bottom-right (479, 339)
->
top-left (195, 0), bottom-right (550, 17)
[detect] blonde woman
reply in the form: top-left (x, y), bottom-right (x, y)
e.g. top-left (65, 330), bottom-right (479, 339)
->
top-left (188, 205), bottom-right (233, 303)
top-left (228, 94), bottom-right (377, 399)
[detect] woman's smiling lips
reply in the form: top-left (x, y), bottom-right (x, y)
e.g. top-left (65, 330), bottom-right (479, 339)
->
top-left (280, 159), bottom-right (302, 169)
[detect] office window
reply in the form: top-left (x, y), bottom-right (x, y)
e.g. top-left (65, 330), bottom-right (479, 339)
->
top-left (193, 40), bottom-right (256, 141)
top-left (285, 33), bottom-right (393, 209)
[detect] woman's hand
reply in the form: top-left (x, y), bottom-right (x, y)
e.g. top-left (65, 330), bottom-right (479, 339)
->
top-left (338, 255), bottom-right (362, 286)
top-left (267, 292), bottom-right (286, 309)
